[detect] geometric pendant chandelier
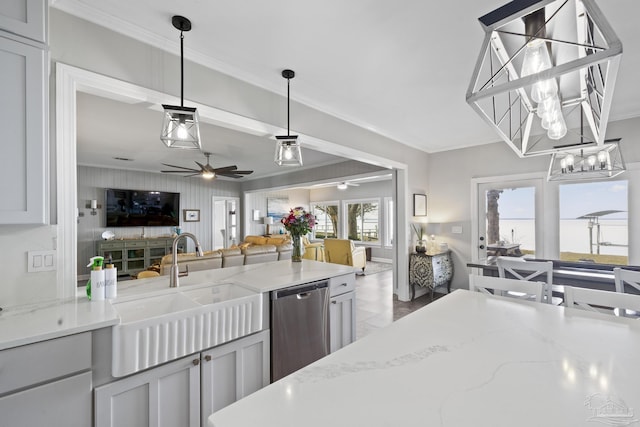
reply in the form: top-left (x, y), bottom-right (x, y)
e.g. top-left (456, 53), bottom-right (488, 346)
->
top-left (466, 0), bottom-right (622, 157)
top-left (160, 15), bottom-right (201, 150)
top-left (547, 138), bottom-right (625, 181)
top-left (274, 69), bottom-right (303, 166)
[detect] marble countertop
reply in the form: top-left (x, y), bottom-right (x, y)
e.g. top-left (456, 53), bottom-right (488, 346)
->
top-left (0, 260), bottom-right (353, 351)
top-left (209, 289), bottom-right (640, 427)
top-left (0, 297), bottom-right (119, 351)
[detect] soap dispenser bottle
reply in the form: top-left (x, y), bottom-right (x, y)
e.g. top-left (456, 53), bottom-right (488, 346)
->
top-left (105, 263), bottom-right (117, 299)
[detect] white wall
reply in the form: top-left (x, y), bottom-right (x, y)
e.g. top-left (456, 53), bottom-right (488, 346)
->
top-left (428, 116), bottom-right (640, 291)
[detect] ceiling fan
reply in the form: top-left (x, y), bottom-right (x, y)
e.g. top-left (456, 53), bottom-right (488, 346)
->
top-left (161, 152), bottom-right (253, 179)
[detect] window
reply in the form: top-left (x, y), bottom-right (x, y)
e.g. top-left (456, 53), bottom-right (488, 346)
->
top-left (559, 180), bottom-right (628, 265)
top-left (345, 200), bottom-right (380, 244)
top-left (312, 203), bottom-right (338, 239)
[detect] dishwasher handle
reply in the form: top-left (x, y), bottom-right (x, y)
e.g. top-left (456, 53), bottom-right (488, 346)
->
top-left (271, 280), bottom-right (329, 300)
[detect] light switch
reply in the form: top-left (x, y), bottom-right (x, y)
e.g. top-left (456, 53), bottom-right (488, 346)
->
top-left (28, 250), bottom-right (57, 272)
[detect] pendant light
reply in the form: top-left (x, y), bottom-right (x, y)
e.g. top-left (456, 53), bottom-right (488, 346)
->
top-left (160, 15), bottom-right (201, 150)
top-left (274, 69), bottom-right (303, 167)
top-left (466, 0), bottom-right (622, 157)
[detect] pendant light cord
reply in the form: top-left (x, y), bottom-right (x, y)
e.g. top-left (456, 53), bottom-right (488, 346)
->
top-left (287, 76), bottom-right (290, 137)
top-left (180, 31), bottom-right (184, 107)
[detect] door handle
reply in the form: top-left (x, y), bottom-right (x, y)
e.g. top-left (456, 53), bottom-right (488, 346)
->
top-left (297, 292), bottom-right (311, 299)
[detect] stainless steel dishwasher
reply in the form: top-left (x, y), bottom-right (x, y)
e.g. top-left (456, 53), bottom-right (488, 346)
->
top-left (271, 279), bottom-right (330, 381)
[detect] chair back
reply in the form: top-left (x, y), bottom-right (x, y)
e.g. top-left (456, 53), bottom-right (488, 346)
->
top-left (564, 286), bottom-right (640, 317)
top-left (469, 274), bottom-right (544, 303)
top-left (497, 257), bottom-right (556, 304)
top-left (614, 268), bottom-right (640, 294)
top-left (323, 239), bottom-right (354, 265)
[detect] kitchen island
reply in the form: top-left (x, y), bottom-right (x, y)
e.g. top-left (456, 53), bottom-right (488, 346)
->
top-left (209, 289), bottom-right (640, 427)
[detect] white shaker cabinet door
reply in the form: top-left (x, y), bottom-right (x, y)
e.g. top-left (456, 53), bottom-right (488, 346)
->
top-left (95, 356), bottom-right (201, 427)
top-left (330, 291), bottom-right (356, 353)
top-left (0, 0), bottom-right (46, 43)
top-left (201, 330), bottom-right (270, 423)
top-left (0, 35), bottom-right (46, 224)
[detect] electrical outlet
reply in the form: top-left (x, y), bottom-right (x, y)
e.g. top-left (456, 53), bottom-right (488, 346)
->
top-left (451, 226), bottom-right (463, 234)
top-left (28, 250), bottom-right (57, 272)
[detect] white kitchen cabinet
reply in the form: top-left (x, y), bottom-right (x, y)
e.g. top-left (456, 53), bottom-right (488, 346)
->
top-left (95, 330), bottom-right (270, 427)
top-left (201, 329), bottom-right (270, 421)
top-left (94, 355), bottom-right (201, 427)
top-left (0, 0), bottom-right (46, 43)
top-left (330, 291), bottom-right (356, 352)
top-left (0, 371), bottom-right (92, 426)
top-left (0, 332), bottom-right (92, 426)
top-left (328, 273), bottom-right (356, 352)
top-left (0, 33), bottom-right (47, 224)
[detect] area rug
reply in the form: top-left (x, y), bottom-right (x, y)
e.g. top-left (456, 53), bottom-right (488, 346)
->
top-left (362, 261), bottom-right (393, 275)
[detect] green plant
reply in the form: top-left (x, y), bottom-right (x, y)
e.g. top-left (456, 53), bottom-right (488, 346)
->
top-left (412, 224), bottom-right (425, 240)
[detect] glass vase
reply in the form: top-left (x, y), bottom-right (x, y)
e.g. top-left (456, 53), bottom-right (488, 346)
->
top-left (291, 235), bottom-right (304, 262)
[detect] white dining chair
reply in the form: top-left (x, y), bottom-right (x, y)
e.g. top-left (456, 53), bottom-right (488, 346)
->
top-left (614, 268), bottom-right (640, 294)
top-left (496, 257), bottom-right (561, 305)
top-left (469, 274), bottom-right (545, 303)
top-left (564, 286), bottom-right (640, 318)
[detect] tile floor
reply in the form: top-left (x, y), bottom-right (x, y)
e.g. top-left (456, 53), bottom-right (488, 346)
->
top-left (355, 269), bottom-right (445, 339)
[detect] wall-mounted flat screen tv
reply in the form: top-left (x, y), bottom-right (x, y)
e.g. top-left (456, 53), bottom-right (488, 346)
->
top-left (105, 188), bottom-right (180, 227)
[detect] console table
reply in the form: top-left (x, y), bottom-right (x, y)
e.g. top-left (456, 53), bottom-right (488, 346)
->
top-left (96, 237), bottom-right (174, 276)
top-left (409, 250), bottom-right (453, 300)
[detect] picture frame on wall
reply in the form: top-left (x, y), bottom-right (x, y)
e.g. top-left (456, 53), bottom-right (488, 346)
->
top-left (413, 194), bottom-right (427, 216)
top-left (183, 209), bottom-right (200, 222)
top-left (267, 196), bottom-right (290, 219)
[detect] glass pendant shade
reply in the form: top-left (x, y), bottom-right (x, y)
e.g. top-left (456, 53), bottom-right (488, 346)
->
top-left (274, 136), bottom-right (303, 166)
top-left (160, 105), bottom-right (201, 149)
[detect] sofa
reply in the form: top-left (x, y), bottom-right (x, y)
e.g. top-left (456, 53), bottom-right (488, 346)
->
top-left (158, 243), bottom-right (291, 275)
top-left (323, 238), bottom-right (367, 272)
top-left (159, 250), bottom-right (222, 275)
top-left (239, 235), bottom-right (293, 261)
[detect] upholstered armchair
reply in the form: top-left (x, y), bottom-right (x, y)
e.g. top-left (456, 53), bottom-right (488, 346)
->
top-left (302, 236), bottom-right (325, 261)
top-left (323, 238), bottom-right (366, 272)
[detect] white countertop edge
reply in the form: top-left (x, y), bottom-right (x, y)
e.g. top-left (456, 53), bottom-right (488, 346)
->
top-left (0, 260), bottom-right (354, 351)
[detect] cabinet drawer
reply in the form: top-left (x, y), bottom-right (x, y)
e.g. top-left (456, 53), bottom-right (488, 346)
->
top-left (0, 332), bottom-right (91, 394)
top-left (0, 371), bottom-right (91, 427)
top-left (125, 240), bottom-right (147, 248)
top-left (329, 273), bottom-right (356, 297)
top-left (99, 242), bottom-right (124, 250)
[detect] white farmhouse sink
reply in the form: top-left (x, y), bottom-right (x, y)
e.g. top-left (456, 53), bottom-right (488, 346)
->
top-left (112, 283), bottom-right (263, 377)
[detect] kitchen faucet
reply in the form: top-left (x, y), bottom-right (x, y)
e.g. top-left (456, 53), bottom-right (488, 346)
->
top-left (170, 232), bottom-right (204, 288)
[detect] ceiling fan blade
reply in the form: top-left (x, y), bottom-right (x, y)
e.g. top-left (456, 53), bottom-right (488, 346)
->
top-left (229, 170), bottom-right (253, 174)
top-left (218, 174), bottom-right (246, 179)
top-left (212, 165), bottom-right (238, 173)
top-left (195, 161), bottom-right (208, 171)
top-left (161, 163), bottom-right (200, 172)
top-left (161, 170), bottom-right (200, 173)
top-left (183, 173), bottom-right (202, 178)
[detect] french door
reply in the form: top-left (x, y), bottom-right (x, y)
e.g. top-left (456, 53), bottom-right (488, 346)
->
top-left (473, 176), bottom-right (544, 262)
